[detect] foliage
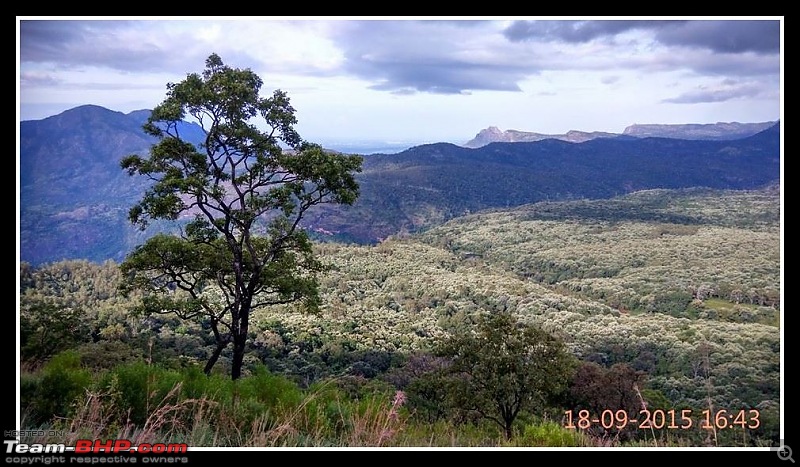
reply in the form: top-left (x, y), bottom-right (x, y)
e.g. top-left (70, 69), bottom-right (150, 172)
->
top-left (421, 187), bottom-right (780, 320)
top-left (21, 351), bottom-right (93, 426)
top-left (19, 354), bottom-right (412, 447)
top-left (384, 352), bottom-right (453, 423)
top-left (18, 260), bottom-right (156, 369)
top-left (567, 362), bottom-right (647, 440)
top-left (20, 300), bottom-right (90, 366)
top-left (435, 311), bottom-right (577, 439)
top-left (18, 186), bottom-right (780, 446)
top-left (119, 53), bottom-right (363, 379)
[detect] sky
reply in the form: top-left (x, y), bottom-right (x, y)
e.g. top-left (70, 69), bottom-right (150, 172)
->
top-left (17, 17), bottom-right (783, 146)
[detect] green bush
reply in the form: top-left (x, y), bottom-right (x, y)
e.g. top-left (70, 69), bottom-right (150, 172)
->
top-left (180, 365), bottom-right (230, 401)
top-left (236, 365), bottom-right (303, 408)
top-left (75, 341), bottom-right (144, 370)
top-left (23, 350), bottom-right (93, 425)
top-left (98, 362), bottom-right (182, 425)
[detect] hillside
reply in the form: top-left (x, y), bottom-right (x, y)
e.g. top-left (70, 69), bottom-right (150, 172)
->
top-left (19, 105), bottom-right (781, 265)
top-left (19, 106), bottom-right (206, 265)
top-left (259, 186), bottom-right (782, 445)
top-left (308, 122), bottom-right (780, 243)
top-left (20, 186), bottom-right (781, 446)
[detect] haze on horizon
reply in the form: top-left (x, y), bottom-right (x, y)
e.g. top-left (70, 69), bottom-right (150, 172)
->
top-left (17, 17), bottom-right (783, 145)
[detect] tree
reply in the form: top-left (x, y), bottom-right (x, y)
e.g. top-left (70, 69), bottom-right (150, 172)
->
top-left (120, 54), bottom-right (363, 380)
top-left (20, 300), bottom-right (90, 366)
top-left (567, 361), bottom-right (646, 440)
top-left (437, 311), bottom-right (576, 439)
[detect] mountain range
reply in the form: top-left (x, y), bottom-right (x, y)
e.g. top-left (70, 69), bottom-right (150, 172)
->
top-left (464, 121), bottom-right (778, 148)
top-left (19, 105), bottom-right (781, 265)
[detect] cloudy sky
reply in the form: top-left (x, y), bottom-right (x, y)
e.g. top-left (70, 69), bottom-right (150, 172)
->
top-left (17, 17), bottom-right (783, 145)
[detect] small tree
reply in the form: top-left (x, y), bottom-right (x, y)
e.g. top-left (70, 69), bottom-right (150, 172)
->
top-left (568, 361), bottom-right (646, 440)
top-left (437, 312), bottom-right (576, 439)
top-left (20, 300), bottom-right (90, 367)
top-left (120, 54), bottom-right (363, 380)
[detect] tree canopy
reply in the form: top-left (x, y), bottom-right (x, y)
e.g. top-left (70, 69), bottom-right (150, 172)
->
top-left (120, 53), bottom-right (363, 380)
top-left (436, 311), bottom-right (577, 439)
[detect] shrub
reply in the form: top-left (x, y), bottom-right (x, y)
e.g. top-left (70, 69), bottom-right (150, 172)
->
top-left (22, 350), bottom-right (93, 426)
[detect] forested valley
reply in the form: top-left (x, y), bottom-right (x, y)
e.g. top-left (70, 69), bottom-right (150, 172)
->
top-left (19, 185), bottom-right (780, 447)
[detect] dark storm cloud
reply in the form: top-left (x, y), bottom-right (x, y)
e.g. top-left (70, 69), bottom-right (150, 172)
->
top-left (333, 21), bottom-right (533, 95)
top-left (21, 20), bottom-right (172, 71)
top-left (363, 61), bottom-right (524, 95)
top-left (19, 20), bottom-right (258, 75)
top-left (503, 19), bottom-right (779, 55)
top-left (18, 18), bottom-right (781, 103)
top-left (503, 20), bottom-right (678, 43)
top-left (333, 19), bottom-right (780, 96)
top-left (654, 20), bottom-right (780, 54)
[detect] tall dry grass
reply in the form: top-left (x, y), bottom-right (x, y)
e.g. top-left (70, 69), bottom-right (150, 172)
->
top-left (35, 378), bottom-right (409, 447)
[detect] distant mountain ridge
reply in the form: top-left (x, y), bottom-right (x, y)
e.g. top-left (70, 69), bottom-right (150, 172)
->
top-left (464, 121), bottom-right (778, 148)
top-left (621, 121), bottom-right (779, 140)
top-left (19, 105), bottom-right (781, 265)
top-left (20, 105), bottom-right (207, 265)
top-left (464, 127), bottom-right (622, 148)
top-left (20, 105), bottom-right (206, 206)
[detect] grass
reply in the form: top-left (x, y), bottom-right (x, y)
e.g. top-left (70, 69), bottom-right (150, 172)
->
top-left (19, 361), bottom-right (414, 447)
top-left (20, 362), bottom-right (766, 448)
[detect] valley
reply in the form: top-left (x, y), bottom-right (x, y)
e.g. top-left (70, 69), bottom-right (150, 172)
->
top-left (19, 185), bottom-right (781, 446)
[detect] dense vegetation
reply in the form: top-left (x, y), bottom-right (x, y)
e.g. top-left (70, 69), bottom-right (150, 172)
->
top-left (18, 186), bottom-right (780, 447)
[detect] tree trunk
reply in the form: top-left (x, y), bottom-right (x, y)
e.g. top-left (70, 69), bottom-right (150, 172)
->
top-left (505, 420), bottom-right (513, 440)
top-left (231, 335), bottom-right (246, 380)
top-left (204, 319), bottom-right (228, 376)
top-left (230, 303), bottom-right (252, 380)
top-left (204, 342), bottom-right (227, 376)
